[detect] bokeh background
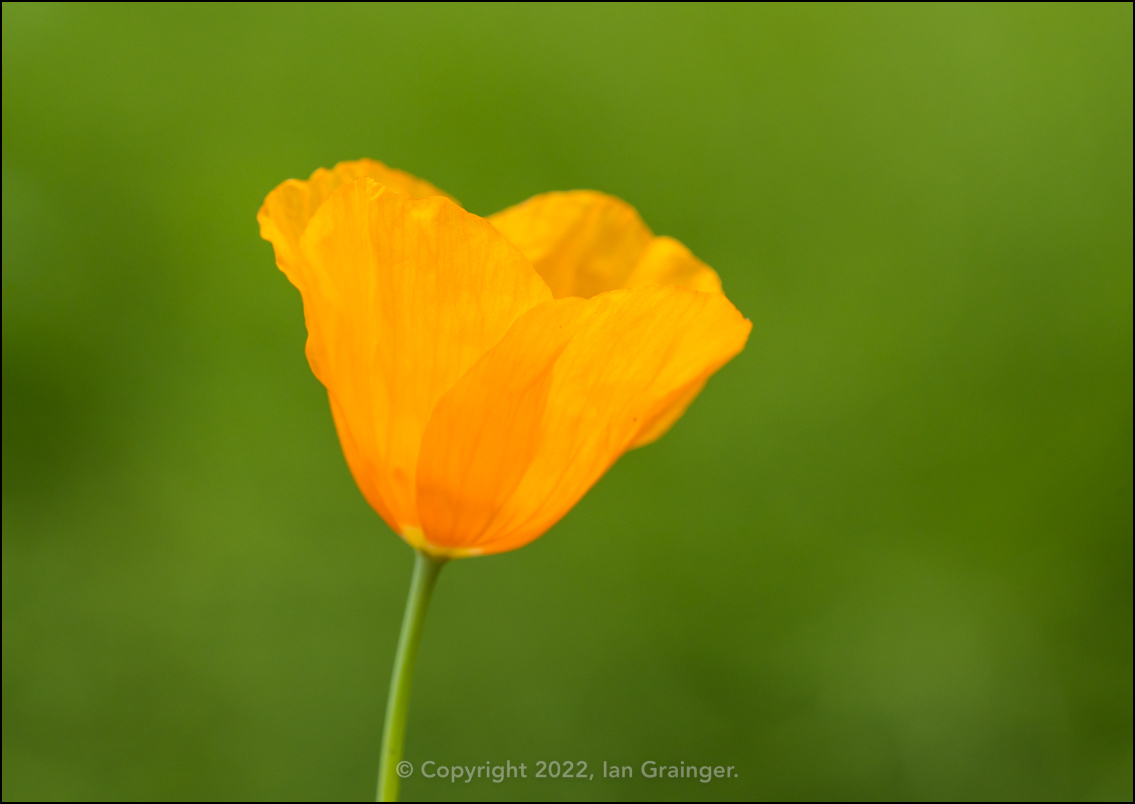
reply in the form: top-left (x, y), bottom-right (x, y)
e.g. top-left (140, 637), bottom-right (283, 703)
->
top-left (3, 3), bottom-right (1131, 801)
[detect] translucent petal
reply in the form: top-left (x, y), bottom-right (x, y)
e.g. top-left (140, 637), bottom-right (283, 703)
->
top-left (625, 236), bottom-right (722, 294)
top-left (257, 159), bottom-right (455, 290)
top-left (416, 286), bottom-right (750, 554)
top-left (489, 191), bottom-right (653, 299)
top-left (284, 178), bottom-right (551, 533)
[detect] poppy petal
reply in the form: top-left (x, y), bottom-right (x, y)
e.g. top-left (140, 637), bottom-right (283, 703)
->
top-left (293, 178), bottom-right (552, 534)
top-left (488, 191), bottom-right (654, 299)
top-left (627, 376), bottom-right (708, 449)
top-left (416, 286), bottom-right (750, 554)
top-left (258, 159), bottom-right (454, 289)
top-left (625, 235), bottom-right (722, 294)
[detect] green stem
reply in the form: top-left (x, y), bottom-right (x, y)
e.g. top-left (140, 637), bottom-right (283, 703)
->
top-left (377, 549), bottom-right (446, 802)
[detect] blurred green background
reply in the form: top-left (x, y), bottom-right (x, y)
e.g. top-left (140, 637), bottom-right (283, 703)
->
top-left (3, 3), bottom-right (1131, 801)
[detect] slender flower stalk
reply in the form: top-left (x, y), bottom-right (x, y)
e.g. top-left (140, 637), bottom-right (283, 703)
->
top-left (377, 550), bottom-right (446, 802)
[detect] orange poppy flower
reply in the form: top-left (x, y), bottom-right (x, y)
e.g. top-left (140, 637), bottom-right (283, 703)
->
top-left (258, 159), bottom-right (751, 558)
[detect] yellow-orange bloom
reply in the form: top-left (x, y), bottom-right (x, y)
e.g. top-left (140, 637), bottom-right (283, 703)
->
top-left (259, 159), bottom-right (750, 557)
